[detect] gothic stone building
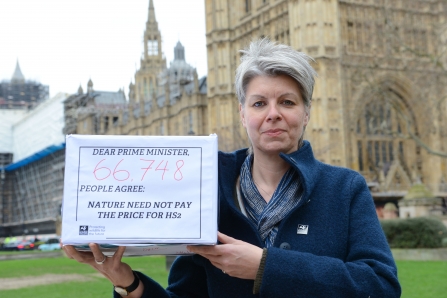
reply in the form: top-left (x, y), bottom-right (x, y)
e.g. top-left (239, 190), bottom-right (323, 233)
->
top-left (204, 0), bottom-right (447, 206)
top-left (65, 0), bottom-right (208, 138)
top-left (66, 0), bottom-right (447, 211)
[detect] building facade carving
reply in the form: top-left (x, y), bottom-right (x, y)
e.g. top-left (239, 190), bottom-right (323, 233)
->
top-left (204, 0), bottom-right (447, 204)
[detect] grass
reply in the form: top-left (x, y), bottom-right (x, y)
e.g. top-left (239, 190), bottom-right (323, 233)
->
top-left (0, 256), bottom-right (445, 297)
top-left (396, 260), bottom-right (447, 298)
top-left (0, 254), bottom-right (168, 280)
top-left (0, 255), bottom-right (169, 297)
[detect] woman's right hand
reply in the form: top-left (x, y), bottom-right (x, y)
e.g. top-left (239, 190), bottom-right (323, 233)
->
top-left (63, 243), bottom-right (144, 297)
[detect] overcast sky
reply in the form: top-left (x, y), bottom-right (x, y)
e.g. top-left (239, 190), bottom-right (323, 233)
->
top-left (0, 0), bottom-right (207, 98)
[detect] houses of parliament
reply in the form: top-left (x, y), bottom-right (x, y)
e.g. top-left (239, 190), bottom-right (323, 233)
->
top-left (64, 0), bottom-right (447, 212)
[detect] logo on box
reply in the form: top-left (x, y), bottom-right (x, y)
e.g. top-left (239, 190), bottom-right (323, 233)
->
top-left (79, 225), bottom-right (88, 235)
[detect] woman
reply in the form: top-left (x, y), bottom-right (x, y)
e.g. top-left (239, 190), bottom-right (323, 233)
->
top-left (64, 39), bottom-right (401, 297)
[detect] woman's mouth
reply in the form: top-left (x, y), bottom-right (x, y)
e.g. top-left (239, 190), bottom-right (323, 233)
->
top-left (263, 129), bottom-right (284, 137)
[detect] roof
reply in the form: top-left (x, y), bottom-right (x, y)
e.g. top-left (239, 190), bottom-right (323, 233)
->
top-left (64, 90), bottom-right (127, 108)
top-left (2, 143), bottom-right (65, 172)
top-left (198, 76), bottom-right (207, 94)
top-left (92, 91), bottom-right (127, 106)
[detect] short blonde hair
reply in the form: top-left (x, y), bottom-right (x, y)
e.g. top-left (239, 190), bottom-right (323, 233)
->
top-left (235, 38), bottom-right (317, 110)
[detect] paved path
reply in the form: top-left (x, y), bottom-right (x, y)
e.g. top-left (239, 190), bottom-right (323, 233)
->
top-left (0, 273), bottom-right (103, 290)
top-left (0, 251), bottom-right (64, 260)
top-left (0, 251), bottom-right (98, 291)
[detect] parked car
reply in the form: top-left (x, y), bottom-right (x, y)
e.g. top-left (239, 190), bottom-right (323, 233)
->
top-left (38, 238), bottom-right (61, 251)
top-left (2, 240), bottom-right (35, 251)
top-left (1, 241), bottom-right (19, 251)
top-left (18, 241), bottom-right (36, 250)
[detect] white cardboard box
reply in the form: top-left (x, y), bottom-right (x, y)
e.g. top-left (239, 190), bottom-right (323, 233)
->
top-left (74, 243), bottom-right (195, 256)
top-left (62, 134), bottom-right (218, 253)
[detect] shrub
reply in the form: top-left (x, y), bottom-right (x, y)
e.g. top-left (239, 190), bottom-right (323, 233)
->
top-left (380, 217), bottom-right (447, 248)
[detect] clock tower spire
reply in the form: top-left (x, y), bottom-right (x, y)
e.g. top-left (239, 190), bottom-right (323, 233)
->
top-left (132, 0), bottom-right (166, 103)
top-left (144, 0), bottom-right (162, 59)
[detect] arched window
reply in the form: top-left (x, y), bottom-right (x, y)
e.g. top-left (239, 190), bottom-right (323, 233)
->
top-left (245, 0), bottom-right (251, 13)
top-left (355, 85), bottom-right (420, 189)
top-left (149, 78), bottom-right (155, 99)
top-left (144, 77), bottom-right (148, 99)
top-left (160, 122), bottom-right (164, 135)
top-left (147, 39), bottom-right (158, 55)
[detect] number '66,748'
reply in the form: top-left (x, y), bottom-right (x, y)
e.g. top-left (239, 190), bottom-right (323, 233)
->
top-left (92, 159), bottom-right (184, 181)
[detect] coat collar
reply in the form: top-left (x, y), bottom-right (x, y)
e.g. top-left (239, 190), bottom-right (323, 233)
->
top-left (279, 140), bottom-right (320, 200)
top-left (218, 140), bottom-right (321, 204)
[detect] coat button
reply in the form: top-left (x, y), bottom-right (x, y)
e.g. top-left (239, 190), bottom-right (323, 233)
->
top-left (279, 242), bottom-right (291, 250)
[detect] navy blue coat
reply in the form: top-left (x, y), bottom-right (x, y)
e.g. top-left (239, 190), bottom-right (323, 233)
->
top-left (117, 141), bottom-right (401, 297)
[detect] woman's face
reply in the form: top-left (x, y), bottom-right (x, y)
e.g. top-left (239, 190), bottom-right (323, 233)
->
top-left (240, 75), bottom-right (309, 156)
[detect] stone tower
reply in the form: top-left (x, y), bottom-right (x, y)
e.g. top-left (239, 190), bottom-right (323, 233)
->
top-left (133, 0), bottom-right (166, 104)
top-left (204, 0), bottom-right (447, 198)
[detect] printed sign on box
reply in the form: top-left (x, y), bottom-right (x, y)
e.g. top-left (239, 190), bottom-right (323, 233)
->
top-left (62, 134), bottom-right (218, 249)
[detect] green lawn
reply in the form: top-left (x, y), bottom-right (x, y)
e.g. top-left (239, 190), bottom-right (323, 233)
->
top-left (0, 255), bottom-right (169, 297)
top-left (396, 260), bottom-right (447, 298)
top-left (0, 256), bottom-right (445, 297)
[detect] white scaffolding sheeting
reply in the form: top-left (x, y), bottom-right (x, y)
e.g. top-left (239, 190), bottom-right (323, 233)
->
top-left (11, 93), bottom-right (68, 162)
top-left (0, 109), bottom-right (27, 153)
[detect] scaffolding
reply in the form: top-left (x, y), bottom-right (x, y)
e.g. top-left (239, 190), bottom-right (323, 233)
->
top-left (0, 81), bottom-right (49, 110)
top-left (0, 153), bottom-right (13, 227)
top-left (0, 93), bottom-right (67, 237)
top-left (0, 60), bottom-right (49, 110)
top-left (0, 145), bottom-right (65, 237)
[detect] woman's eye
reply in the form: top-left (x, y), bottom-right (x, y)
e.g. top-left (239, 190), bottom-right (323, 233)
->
top-left (282, 100), bottom-right (295, 105)
top-left (253, 101), bottom-right (265, 107)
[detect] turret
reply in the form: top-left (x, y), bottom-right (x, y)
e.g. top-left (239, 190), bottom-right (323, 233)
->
top-left (87, 79), bottom-right (94, 93)
top-left (11, 60), bottom-right (25, 84)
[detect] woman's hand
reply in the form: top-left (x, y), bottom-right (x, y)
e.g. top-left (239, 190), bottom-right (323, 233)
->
top-left (63, 243), bottom-right (143, 297)
top-left (187, 232), bottom-right (263, 280)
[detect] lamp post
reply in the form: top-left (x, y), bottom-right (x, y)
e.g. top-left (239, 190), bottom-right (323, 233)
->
top-left (0, 168), bottom-right (4, 238)
top-left (33, 228), bottom-right (39, 241)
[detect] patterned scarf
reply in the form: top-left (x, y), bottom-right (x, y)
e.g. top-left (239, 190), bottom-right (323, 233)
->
top-left (240, 155), bottom-right (303, 248)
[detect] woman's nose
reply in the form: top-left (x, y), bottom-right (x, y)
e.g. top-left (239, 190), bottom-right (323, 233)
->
top-left (267, 104), bottom-right (282, 121)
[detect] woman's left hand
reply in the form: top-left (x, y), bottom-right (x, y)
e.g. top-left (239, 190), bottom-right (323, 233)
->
top-left (187, 232), bottom-right (263, 280)
top-left (63, 243), bottom-right (142, 296)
